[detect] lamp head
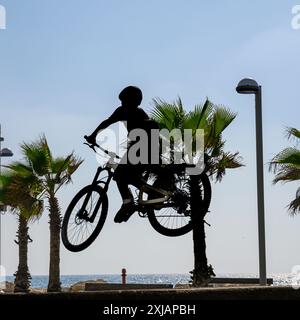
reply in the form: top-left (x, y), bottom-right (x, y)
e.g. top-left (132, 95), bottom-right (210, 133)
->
top-left (236, 78), bottom-right (259, 94)
top-left (0, 148), bottom-right (13, 157)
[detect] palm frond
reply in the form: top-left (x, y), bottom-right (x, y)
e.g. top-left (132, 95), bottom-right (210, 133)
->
top-left (208, 152), bottom-right (244, 182)
top-left (183, 99), bottom-right (213, 131)
top-left (272, 166), bottom-right (300, 184)
top-left (288, 187), bottom-right (300, 215)
top-left (289, 198), bottom-right (300, 215)
top-left (271, 128), bottom-right (300, 214)
top-left (20, 135), bottom-right (51, 176)
top-left (211, 106), bottom-right (237, 138)
top-left (67, 154), bottom-right (84, 176)
top-left (151, 98), bottom-right (186, 131)
top-left (0, 170), bottom-right (44, 221)
top-left (4, 162), bottom-right (33, 177)
top-left (269, 148), bottom-right (300, 175)
top-left (51, 153), bottom-right (83, 193)
top-left (286, 127), bottom-right (300, 141)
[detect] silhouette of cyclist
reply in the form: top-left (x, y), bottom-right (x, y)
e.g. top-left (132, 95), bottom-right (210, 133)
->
top-left (86, 86), bottom-right (159, 223)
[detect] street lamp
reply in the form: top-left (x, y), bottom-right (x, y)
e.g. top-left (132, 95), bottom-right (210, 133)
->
top-left (236, 78), bottom-right (267, 286)
top-left (0, 125), bottom-right (13, 272)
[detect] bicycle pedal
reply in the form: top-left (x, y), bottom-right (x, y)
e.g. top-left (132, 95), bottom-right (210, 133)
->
top-left (138, 210), bottom-right (147, 218)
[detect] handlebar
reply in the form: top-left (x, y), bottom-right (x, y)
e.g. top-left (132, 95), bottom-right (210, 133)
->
top-left (84, 135), bottom-right (121, 159)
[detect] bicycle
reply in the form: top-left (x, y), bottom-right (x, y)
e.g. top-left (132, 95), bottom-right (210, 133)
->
top-left (61, 137), bottom-right (212, 252)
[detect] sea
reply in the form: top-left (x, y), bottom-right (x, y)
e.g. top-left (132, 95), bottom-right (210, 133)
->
top-left (5, 273), bottom-right (297, 288)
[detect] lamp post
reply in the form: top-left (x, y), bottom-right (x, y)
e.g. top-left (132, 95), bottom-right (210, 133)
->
top-left (236, 78), bottom-right (267, 286)
top-left (0, 124), bottom-right (13, 271)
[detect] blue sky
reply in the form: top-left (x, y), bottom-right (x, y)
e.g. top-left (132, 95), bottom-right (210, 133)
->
top-left (0, 0), bottom-right (300, 276)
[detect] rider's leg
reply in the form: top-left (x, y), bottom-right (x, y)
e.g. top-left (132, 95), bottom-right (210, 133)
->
top-left (116, 180), bottom-right (134, 203)
top-left (114, 181), bottom-right (136, 223)
top-left (113, 162), bottom-right (139, 223)
top-left (114, 153), bottom-right (134, 200)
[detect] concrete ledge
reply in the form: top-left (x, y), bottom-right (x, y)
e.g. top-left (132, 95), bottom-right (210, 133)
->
top-left (85, 283), bottom-right (173, 291)
top-left (211, 277), bottom-right (273, 285)
top-left (1, 286), bottom-right (300, 300)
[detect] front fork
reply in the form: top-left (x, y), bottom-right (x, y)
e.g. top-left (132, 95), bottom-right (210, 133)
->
top-left (78, 167), bottom-right (112, 222)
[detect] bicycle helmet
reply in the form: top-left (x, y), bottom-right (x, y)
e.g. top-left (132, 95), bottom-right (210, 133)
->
top-left (119, 86), bottom-right (143, 106)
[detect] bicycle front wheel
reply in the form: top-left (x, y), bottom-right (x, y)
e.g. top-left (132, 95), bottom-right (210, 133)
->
top-left (61, 185), bottom-right (108, 252)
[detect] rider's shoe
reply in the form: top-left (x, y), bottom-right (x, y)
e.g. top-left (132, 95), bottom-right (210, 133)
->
top-left (114, 201), bottom-right (136, 223)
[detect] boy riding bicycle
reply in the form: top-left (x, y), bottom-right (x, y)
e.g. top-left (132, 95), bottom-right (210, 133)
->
top-left (85, 86), bottom-right (159, 223)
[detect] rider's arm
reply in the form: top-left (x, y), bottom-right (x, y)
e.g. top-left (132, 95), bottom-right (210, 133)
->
top-left (86, 107), bottom-right (124, 144)
top-left (90, 118), bottom-right (114, 136)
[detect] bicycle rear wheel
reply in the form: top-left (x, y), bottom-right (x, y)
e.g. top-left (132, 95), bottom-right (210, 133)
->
top-left (147, 173), bottom-right (211, 237)
top-left (61, 185), bottom-right (108, 252)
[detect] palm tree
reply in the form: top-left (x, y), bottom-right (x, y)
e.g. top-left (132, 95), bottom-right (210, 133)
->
top-left (0, 172), bottom-right (43, 292)
top-left (151, 97), bottom-right (243, 286)
top-left (269, 127), bottom-right (300, 214)
top-left (6, 135), bottom-right (83, 292)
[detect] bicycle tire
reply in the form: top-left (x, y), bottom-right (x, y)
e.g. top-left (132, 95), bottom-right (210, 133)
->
top-left (61, 185), bottom-right (108, 252)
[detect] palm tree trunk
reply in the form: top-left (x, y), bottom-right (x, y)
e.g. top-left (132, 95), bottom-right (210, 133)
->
top-left (14, 215), bottom-right (31, 293)
top-left (191, 218), bottom-right (209, 286)
top-left (47, 194), bottom-right (62, 292)
top-left (190, 175), bottom-right (214, 287)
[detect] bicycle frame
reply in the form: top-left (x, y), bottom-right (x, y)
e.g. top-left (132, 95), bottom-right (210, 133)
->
top-left (80, 142), bottom-right (176, 221)
top-left (138, 183), bottom-right (171, 206)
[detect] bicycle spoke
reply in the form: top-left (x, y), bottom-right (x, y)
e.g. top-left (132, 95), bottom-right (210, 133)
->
top-left (66, 189), bottom-right (103, 246)
top-left (149, 174), bottom-right (198, 232)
